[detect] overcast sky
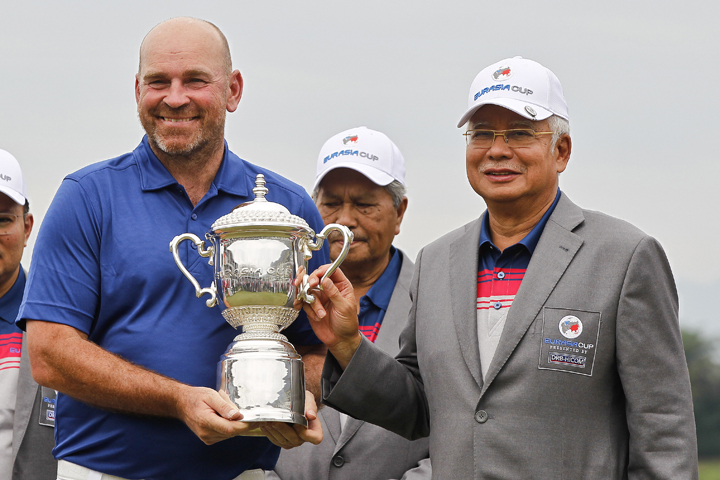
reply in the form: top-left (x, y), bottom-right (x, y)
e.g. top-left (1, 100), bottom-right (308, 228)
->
top-left (1, 0), bottom-right (718, 335)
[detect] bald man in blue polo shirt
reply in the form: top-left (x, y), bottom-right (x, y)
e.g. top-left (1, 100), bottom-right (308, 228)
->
top-left (18, 18), bottom-right (325, 480)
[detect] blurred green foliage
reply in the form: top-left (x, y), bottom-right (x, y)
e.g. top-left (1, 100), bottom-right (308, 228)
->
top-left (699, 460), bottom-right (720, 480)
top-left (683, 330), bottom-right (720, 459)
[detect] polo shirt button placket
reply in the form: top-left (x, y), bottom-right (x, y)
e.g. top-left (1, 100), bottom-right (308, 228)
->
top-left (189, 214), bottom-right (199, 249)
top-left (497, 271), bottom-right (505, 279)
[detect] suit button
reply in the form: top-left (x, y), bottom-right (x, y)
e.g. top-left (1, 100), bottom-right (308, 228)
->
top-left (475, 410), bottom-right (489, 424)
top-left (332, 455), bottom-right (345, 467)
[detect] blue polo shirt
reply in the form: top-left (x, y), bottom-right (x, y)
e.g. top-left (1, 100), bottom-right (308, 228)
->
top-left (479, 189), bottom-right (561, 274)
top-left (0, 268), bottom-right (24, 367)
top-left (0, 267), bottom-right (24, 376)
top-left (18, 137), bottom-right (328, 480)
top-left (0, 268), bottom-right (24, 335)
top-left (358, 246), bottom-right (402, 342)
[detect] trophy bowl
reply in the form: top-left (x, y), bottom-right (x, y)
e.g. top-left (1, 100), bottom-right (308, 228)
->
top-left (170, 174), bottom-right (352, 427)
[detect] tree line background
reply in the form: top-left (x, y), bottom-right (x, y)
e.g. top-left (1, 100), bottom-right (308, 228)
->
top-left (684, 330), bottom-right (720, 459)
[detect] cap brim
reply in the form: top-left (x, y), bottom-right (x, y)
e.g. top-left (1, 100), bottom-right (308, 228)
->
top-left (457, 98), bottom-right (554, 128)
top-left (313, 163), bottom-right (395, 192)
top-left (0, 186), bottom-right (26, 205)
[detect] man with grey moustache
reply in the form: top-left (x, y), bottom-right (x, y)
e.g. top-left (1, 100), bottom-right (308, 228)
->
top-left (269, 127), bottom-right (431, 480)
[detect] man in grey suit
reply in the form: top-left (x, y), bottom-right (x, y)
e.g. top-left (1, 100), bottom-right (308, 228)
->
top-left (270, 127), bottom-right (430, 480)
top-left (298, 57), bottom-right (698, 479)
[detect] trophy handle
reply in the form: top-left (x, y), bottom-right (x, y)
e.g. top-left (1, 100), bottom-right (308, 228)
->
top-left (169, 233), bottom-right (218, 307)
top-left (299, 224), bottom-right (354, 304)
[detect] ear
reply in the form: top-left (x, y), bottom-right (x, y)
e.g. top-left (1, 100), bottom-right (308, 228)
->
top-left (226, 70), bottom-right (244, 112)
top-left (394, 196), bottom-right (408, 235)
top-left (135, 74), bottom-right (141, 104)
top-left (23, 213), bottom-right (34, 247)
top-left (554, 134), bottom-right (571, 174)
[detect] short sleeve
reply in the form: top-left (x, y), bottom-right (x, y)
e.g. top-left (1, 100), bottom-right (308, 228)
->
top-left (18, 179), bottom-right (101, 333)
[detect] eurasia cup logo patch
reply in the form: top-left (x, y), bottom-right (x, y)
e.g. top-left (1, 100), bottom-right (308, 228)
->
top-left (342, 135), bottom-right (359, 145)
top-left (492, 66), bottom-right (512, 81)
top-left (559, 315), bottom-right (583, 339)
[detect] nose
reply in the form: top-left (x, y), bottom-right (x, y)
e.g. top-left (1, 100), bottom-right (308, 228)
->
top-left (486, 132), bottom-right (513, 160)
top-left (335, 203), bottom-right (358, 230)
top-left (163, 79), bottom-right (190, 109)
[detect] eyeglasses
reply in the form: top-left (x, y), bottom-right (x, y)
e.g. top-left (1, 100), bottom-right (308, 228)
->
top-left (464, 129), bottom-right (554, 148)
top-left (0, 214), bottom-right (25, 235)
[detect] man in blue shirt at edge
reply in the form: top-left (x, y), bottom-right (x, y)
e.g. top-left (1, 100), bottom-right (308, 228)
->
top-left (18, 17), bottom-right (324, 480)
top-left (0, 149), bottom-right (52, 480)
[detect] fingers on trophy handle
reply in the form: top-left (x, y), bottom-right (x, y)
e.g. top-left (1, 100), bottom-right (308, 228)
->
top-left (314, 223), bottom-right (354, 286)
top-left (298, 273), bottom-right (316, 304)
top-left (169, 233), bottom-right (218, 307)
top-left (298, 224), bottom-right (353, 305)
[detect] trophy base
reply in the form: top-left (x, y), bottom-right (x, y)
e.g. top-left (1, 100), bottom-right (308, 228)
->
top-left (218, 338), bottom-right (307, 427)
top-left (237, 406), bottom-right (308, 427)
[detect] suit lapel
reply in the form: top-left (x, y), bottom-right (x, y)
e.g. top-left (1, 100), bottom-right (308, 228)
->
top-left (321, 407), bottom-right (342, 447)
top-left (329, 251), bottom-right (415, 454)
top-left (450, 218), bottom-right (484, 390)
top-left (334, 415), bottom-right (364, 453)
top-left (375, 250), bottom-right (413, 358)
top-left (482, 194), bottom-right (585, 394)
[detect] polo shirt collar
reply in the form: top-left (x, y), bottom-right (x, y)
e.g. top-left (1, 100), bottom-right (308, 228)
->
top-left (364, 246), bottom-right (401, 311)
top-left (480, 189), bottom-right (562, 254)
top-left (134, 136), bottom-right (250, 197)
top-left (0, 267), bottom-right (25, 325)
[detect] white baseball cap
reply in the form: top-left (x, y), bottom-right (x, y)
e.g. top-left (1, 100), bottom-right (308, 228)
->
top-left (457, 56), bottom-right (569, 128)
top-left (0, 149), bottom-right (27, 205)
top-left (313, 126), bottom-right (405, 191)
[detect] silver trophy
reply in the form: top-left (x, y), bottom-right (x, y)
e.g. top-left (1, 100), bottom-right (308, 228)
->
top-left (169, 174), bottom-right (353, 427)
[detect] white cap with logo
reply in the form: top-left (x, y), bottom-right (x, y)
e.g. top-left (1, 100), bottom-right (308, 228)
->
top-left (313, 126), bottom-right (405, 191)
top-left (457, 56), bottom-right (569, 128)
top-left (0, 149), bottom-right (28, 205)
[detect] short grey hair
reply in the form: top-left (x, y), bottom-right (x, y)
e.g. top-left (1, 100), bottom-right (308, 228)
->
top-left (312, 179), bottom-right (407, 209)
top-left (383, 180), bottom-right (406, 209)
top-left (547, 115), bottom-right (570, 150)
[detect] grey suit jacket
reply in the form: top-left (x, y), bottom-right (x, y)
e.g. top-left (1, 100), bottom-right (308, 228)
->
top-left (271, 250), bottom-right (431, 480)
top-left (323, 194), bottom-right (698, 480)
top-left (11, 336), bottom-right (57, 480)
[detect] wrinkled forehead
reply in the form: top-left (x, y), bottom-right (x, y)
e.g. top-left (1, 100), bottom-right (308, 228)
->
top-left (0, 192), bottom-right (23, 211)
top-left (469, 104), bottom-right (548, 130)
top-left (317, 169), bottom-right (388, 197)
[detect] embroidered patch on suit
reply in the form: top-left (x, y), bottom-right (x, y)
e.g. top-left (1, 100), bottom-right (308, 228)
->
top-left (538, 307), bottom-right (601, 376)
top-left (39, 386), bottom-right (56, 427)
